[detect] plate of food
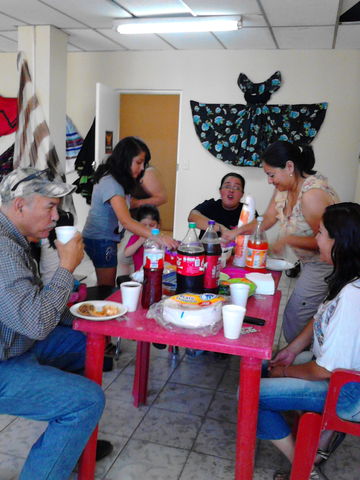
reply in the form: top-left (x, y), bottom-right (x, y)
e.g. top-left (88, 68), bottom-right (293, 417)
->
top-left (70, 301), bottom-right (127, 321)
top-left (266, 258), bottom-right (295, 271)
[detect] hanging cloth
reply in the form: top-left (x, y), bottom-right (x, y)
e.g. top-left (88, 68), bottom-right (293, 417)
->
top-left (73, 118), bottom-right (96, 205)
top-left (66, 115), bottom-right (83, 173)
top-left (190, 71), bottom-right (328, 167)
top-left (13, 52), bottom-right (76, 218)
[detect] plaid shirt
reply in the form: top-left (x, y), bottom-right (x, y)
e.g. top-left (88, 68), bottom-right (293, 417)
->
top-left (0, 212), bottom-right (74, 360)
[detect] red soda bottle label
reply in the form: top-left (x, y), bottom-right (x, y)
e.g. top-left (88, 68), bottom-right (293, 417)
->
top-left (176, 253), bottom-right (205, 276)
top-left (204, 255), bottom-right (221, 289)
top-left (144, 250), bottom-right (164, 269)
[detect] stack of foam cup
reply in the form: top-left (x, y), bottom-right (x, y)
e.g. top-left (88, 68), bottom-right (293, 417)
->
top-left (222, 283), bottom-right (250, 339)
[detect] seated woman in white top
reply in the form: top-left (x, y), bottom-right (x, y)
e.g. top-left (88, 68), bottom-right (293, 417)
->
top-left (256, 202), bottom-right (360, 480)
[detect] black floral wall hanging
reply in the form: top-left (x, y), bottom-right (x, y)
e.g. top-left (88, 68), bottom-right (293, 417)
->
top-left (190, 71), bottom-right (328, 167)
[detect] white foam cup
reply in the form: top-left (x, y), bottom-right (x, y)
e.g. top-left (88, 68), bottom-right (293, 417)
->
top-left (222, 304), bottom-right (246, 340)
top-left (230, 283), bottom-right (250, 308)
top-left (120, 281), bottom-right (142, 312)
top-left (55, 226), bottom-right (77, 244)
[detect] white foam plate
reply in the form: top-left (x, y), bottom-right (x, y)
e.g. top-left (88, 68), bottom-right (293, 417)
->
top-left (70, 301), bottom-right (127, 321)
top-left (266, 258), bottom-right (295, 271)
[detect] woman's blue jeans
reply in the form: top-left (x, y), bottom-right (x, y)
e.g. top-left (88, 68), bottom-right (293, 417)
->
top-left (0, 326), bottom-right (105, 480)
top-left (257, 351), bottom-right (328, 440)
top-left (257, 351), bottom-right (360, 440)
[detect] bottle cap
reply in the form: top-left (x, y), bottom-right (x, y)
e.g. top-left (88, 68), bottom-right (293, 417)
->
top-left (208, 220), bottom-right (215, 225)
top-left (151, 228), bottom-right (160, 235)
top-left (188, 222), bottom-right (197, 228)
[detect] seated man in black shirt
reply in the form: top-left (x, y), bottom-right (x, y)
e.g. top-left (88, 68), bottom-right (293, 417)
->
top-left (188, 172), bottom-right (245, 238)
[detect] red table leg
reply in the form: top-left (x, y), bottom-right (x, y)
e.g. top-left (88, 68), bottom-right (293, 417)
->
top-left (77, 333), bottom-right (105, 480)
top-left (236, 356), bottom-right (262, 480)
top-left (132, 341), bottom-right (150, 407)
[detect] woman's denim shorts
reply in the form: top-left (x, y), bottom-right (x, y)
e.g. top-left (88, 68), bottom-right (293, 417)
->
top-left (83, 238), bottom-right (118, 268)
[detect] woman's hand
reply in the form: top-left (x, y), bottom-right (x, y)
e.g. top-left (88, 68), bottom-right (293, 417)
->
top-left (220, 228), bottom-right (237, 243)
top-left (269, 236), bottom-right (289, 256)
top-left (268, 347), bottom-right (296, 378)
top-left (154, 234), bottom-right (179, 250)
top-left (269, 347), bottom-right (296, 369)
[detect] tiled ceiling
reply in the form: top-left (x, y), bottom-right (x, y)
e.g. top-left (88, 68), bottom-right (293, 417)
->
top-left (0, 0), bottom-right (359, 53)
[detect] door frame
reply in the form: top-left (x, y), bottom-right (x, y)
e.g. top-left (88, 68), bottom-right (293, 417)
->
top-left (116, 88), bottom-right (183, 232)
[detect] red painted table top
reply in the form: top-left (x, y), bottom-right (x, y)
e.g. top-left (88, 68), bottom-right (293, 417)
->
top-left (73, 269), bottom-right (282, 360)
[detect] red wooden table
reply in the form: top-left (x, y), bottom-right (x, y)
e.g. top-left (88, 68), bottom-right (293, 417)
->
top-left (73, 272), bottom-right (281, 480)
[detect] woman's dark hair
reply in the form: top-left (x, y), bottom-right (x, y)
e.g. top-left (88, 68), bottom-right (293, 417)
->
top-left (94, 136), bottom-right (151, 193)
top-left (136, 204), bottom-right (160, 224)
top-left (261, 140), bottom-right (316, 177)
top-left (220, 172), bottom-right (245, 191)
top-left (323, 202), bottom-right (360, 300)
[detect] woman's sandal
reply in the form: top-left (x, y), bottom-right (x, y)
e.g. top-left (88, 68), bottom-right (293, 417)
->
top-left (315, 431), bottom-right (346, 466)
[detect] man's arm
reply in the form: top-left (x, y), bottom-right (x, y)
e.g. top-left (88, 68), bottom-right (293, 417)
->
top-left (188, 209), bottom-right (227, 235)
top-left (0, 239), bottom-right (76, 339)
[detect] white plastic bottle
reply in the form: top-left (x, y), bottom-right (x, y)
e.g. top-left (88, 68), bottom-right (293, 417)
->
top-left (233, 195), bottom-right (256, 267)
top-left (142, 229), bottom-right (165, 308)
top-left (143, 228), bottom-right (165, 269)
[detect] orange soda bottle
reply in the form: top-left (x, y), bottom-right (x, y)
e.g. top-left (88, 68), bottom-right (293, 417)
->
top-left (245, 216), bottom-right (268, 269)
top-left (233, 195), bottom-right (256, 267)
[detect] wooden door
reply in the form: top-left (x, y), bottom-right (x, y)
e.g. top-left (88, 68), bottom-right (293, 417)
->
top-left (119, 94), bottom-right (179, 232)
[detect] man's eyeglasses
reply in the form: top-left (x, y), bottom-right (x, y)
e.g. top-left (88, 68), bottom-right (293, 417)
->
top-left (221, 184), bottom-right (243, 192)
top-left (11, 168), bottom-right (54, 192)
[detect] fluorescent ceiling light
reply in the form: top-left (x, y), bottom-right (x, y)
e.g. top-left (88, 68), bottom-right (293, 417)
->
top-left (114, 16), bottom-right (241, 34)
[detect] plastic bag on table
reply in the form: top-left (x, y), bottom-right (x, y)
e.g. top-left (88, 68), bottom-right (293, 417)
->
top-left (146, 293), bottom-right (224, 336)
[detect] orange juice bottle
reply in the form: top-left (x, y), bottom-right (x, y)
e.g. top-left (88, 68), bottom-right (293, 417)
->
top-left (245, 216), bottom-right (268, 269)
top-left (233, 195), bottom-right (256, 267)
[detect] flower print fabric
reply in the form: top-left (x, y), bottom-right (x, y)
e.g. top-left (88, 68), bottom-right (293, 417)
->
top-left (190, 71), bottom-right (328, 167)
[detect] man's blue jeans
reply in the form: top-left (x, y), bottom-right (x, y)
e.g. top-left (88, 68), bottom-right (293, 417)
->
top-left (0, 326), bottom-right (105, 480)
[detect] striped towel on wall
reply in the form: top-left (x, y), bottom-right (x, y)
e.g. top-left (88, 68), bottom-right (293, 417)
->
top-left (66, 115), bottom-right (83, 173)
top-left (66, 116), bottom-right (83, 160)
top-left (13, 51), bottom-right (76, 217)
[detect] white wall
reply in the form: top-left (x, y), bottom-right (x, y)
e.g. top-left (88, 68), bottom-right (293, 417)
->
top-left (2, 49), bottom-right (360, 238)
top-left (0, 53), bottom-right (17, 96)
top-left (65, 50), bottom-right (360, 239)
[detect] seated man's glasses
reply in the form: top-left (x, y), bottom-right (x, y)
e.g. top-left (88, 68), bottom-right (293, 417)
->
top-left (11, 168), bottom-right (54, 192)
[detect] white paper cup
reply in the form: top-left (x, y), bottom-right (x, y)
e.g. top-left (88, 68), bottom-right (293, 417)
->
top-left (230, 283), bottom-right (250, 308)
top-left (55, 226), bottom-right (77, 244)
top-left (222, 304), bottom-right (246, 340)
top-left (120, 281), bottom-right (142, 312)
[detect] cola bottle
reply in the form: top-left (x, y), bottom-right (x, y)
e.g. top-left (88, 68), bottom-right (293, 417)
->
top-left (176, 222), bottom-right (205, 294)
top-left (141, 228), bottom-right (165, 308)
top-left (202, 220), bottom-right (222, 294)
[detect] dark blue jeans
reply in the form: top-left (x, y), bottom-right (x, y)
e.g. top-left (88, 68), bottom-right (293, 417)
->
top-left (0, 326), bottom-right (105, 480)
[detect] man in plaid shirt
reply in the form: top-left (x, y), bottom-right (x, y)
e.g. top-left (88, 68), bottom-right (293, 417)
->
top-left (0, 168), bottom-right (106, 479)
